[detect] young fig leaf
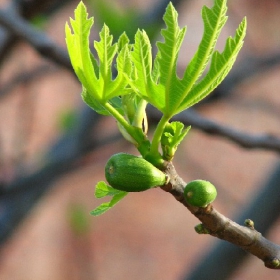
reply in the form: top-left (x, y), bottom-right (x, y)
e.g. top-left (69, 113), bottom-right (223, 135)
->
top-left (66, 2), bottom-right (131, 107)
top-left (91, 191), bottom-right (128, 216)
top-left (161, 122), bottom-right (191, 161)
top-left (95, 181), bottom-right (124, 198)
top-left (177, 17), bottom-right (247, 112)
top-left (91, 181), bottom-right (128, 216)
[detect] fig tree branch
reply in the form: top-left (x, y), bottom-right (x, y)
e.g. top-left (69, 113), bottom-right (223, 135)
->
top-left (184, 161), bottom-right (280, 279)
top-left (162, 161), bottom-right (280, 269)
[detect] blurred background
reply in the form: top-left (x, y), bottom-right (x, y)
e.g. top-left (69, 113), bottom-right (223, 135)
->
top-left (0, 0), bottom-right (280, 279)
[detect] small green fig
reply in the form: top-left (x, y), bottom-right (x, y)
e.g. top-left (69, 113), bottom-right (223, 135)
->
top-left (184, 180), bottom-right (217, 207)
top-left (105, 153), bottom-right (167, 192)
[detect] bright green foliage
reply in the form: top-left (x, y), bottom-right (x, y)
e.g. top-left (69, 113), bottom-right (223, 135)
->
top-left (91, 181), bottom-right (128, 216)
top-left (65, 3), bottom-right (97, 98)
top-left (177, 18), bottom-right (247, 111)
top-left (65, 2), bottom-right (131, 105)
top-left (65, 0), bottom-right (246, 158)
top-left (81, 88), bottom-right (124, 116)
top-left (161, 122), bottom-right (191, 161)
top-left (182, 0), bottom-right (228, 85)
top-left (129, 3), bottom-right (187, 116)
top-left (130, 0), bottom-right (246, 117)
top-left (65, 0), bottom-right (246, 215)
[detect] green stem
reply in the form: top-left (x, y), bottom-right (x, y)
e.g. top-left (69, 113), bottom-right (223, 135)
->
top-left (132, 99), bottom-right (147, 128)
top-left (150, 114), bottom-right (170, 157)
top-left (103, 101), bottom-right (133, 133)
top-left (103, 101), bottom-right (146, 146)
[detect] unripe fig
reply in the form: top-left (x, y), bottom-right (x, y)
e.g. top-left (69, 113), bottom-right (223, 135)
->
top-left (184, 180), bottom-right (217, 207)
top-left (105, 153), bottom-right (167, 192)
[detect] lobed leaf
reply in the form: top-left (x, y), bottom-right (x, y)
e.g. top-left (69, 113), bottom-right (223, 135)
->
top-left (178, 17), bottom-right (247, 112)
top-left (130, 30), bottom-right (152, 97)
top-left (95, 181), bottom-right (125, 198)
top-left (65, 2), bottom-right (98, 96)
top-left (155, 3), bottom-right (186, 116)
top-left (94, 24), bottom-right (117, 85)
top-left (129, 3), bottom-right (187, 116)
top-left (182, 0), bottom-right (228, 87)
top-left (66, 2), bottom-right (132, 110)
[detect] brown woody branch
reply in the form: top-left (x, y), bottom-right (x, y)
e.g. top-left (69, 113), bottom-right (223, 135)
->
top-left (161, 161), bottom-right (280, 269)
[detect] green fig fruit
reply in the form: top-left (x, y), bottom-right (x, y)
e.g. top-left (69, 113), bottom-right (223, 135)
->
top-left (184, 180), bottom-right (217, 207)
top-left (105, 153), bottom-right (167, 192)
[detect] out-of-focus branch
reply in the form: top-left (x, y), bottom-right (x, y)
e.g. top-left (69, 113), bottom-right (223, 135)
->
top-left (0, 7), bottom-right (72, 70)
top-left (162, 162), bottom-right (280, 269)
top-left (0, 107), bottom-right (99, 243)
top-left (16, 0), bottom-right (72, 19)
top-left (148, 107), bottom-right (280, 153)
top-left (0, 0), bottom-right (72, 62)
top-left (0, 64), bottom-right (55, 99)
top-left (0, 1), bottom-right (20, 62)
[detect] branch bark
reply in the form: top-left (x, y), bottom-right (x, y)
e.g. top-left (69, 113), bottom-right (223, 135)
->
top-left (162, 161), bottom-right (280, 269)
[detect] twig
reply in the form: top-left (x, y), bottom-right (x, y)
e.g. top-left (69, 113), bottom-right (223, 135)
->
top-left (162, 162), bottom-right (280, 269)
top-left (184, 161), bottom-right (280, 279)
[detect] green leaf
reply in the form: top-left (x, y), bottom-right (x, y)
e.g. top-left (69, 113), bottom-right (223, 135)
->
top-left (182, 0), bottom-right (228, 87)
top-left (128, 0), bottom-right (246, 119)
top-left (91, 191), bottom-right (128, 216)
top-left (130, 30), bottom-right (153, 98)
top-left (161, 122), bottom-right (191, 160)
top-left (155, 3), bottom-right (186, 115)
top-left (95, 181), bottom-right (124, 198)
top-left (129, 3), bottom-right (186, 115)
top-left (94, 25), bottom-right (132, 102)
top-left (178, 17), bottom-right (247, 111)
top-left (66, 2), bottom-right (131, 106)
top-left (117, 32), bottom-right (130, 51)
top-left (82, 87), bottom-right (123, 115)
top-left (94, 25), bottom-right (117, 87)
top-left (65, 2), bottom-right (98, 96)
